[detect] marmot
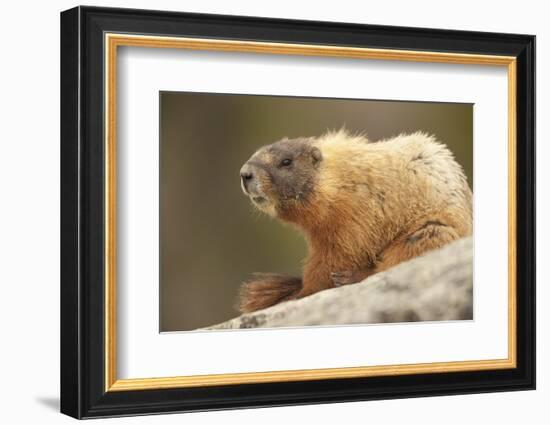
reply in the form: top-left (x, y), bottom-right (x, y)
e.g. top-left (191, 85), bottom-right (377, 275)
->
top-left (238, 129), bottom-right (472, 313)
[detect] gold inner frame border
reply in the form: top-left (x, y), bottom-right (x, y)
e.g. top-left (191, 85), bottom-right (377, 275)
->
top-left (104, 33), bottom-right (517, 392)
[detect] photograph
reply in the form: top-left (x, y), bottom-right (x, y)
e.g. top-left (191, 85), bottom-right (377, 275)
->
top-left (159, 92), bottom-right (474, 331)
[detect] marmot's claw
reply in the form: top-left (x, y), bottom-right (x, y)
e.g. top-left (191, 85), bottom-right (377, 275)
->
top-left (331, 270), bottom-right (355, 287)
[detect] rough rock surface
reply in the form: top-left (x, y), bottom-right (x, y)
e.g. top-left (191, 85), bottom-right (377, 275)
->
top-left (204, 237), bottom-right (473, 330)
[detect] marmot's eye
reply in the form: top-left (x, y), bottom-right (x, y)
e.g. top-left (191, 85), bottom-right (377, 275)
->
top-left (280, 158), bottom-right (292, 167)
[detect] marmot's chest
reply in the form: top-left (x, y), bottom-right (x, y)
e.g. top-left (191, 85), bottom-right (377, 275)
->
top-left (313, 242), bottom-right (375, 270)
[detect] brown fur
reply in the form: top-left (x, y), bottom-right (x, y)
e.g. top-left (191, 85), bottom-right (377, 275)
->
top-left (238, 274), bottom-right (302, 313)
top-left (238, 129), bottom-right (473, 313)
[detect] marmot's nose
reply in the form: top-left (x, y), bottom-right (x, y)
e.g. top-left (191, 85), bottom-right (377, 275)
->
top-left (241, 171), bottom-right (253, 181)
top-left (240, 164), bottom-right (254, 191)
top-left (241, 164), bottom-right (254, 182)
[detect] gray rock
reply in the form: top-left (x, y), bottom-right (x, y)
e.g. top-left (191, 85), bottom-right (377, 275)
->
top-left (203, 237), bottom-right (473, 330)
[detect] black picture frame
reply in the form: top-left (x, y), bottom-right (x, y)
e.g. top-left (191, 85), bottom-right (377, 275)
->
top-left (60, 5), bottom-right (535, 419)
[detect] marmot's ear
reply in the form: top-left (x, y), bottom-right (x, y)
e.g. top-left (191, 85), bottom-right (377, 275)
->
top-left (311, 147), bottom-right (323, 166)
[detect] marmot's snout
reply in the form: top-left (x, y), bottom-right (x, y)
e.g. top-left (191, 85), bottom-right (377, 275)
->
top-left (239, 163), bottom-right (254, 193)
top-left (240, 161), bottom-right (269, 205)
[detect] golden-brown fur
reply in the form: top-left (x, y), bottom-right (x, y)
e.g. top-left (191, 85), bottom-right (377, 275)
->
top-left (238, 274), bottom-right (302, 313)
top-left (238, 129), bottom-right (472, 313)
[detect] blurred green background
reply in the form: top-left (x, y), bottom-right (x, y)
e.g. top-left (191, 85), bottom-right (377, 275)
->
top-left (160, 92), bottom-right (473, 331)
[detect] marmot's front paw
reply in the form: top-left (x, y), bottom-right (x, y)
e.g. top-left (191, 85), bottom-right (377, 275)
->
top-left (330, 270), bottom-right (356, 287)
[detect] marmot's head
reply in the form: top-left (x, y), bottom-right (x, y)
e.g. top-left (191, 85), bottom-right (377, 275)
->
top-left (240, 137), bottom-right (323, 218)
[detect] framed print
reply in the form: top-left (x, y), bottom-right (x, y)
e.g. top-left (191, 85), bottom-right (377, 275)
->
top-left (60, 6), bottom-right (536, 419)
